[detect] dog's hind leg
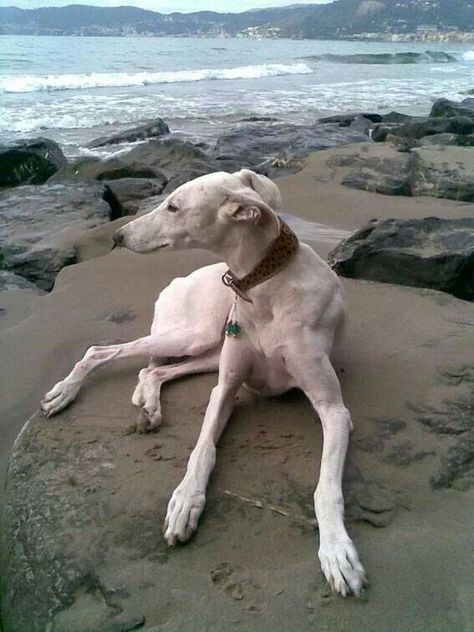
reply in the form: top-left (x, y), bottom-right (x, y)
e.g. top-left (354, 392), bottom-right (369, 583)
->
top-left (133, 345), bottom-right (221, 432)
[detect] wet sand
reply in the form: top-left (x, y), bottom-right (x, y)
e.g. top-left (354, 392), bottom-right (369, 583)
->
top-left (1, 144), bottom-right (473, 631)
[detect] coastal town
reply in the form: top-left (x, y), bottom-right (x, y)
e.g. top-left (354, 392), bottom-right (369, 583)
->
top-left (1, 0), bottom-right (473, 41)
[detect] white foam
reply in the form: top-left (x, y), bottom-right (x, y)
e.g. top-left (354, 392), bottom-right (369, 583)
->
top-left (0, 62), bottom-right (313, 93)
top-left (462, 50), bottom-right (474, 61)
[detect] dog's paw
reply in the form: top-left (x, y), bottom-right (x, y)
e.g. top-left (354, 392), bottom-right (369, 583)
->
top-left (41, 380), bottom-right (80, 417)
top-left (132, 370), bottom-right (163, 432)
top-left (318, 537), bottom-right (367, 597)
top-left (131, 368), bottom-right (150, 407)
top-left (136, 407), bottom-right (162, 433)
top-left (163, 482), bottom-right (206, 546)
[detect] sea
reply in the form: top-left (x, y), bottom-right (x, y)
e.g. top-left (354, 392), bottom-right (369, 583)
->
top-left (1, 35), bottom-right (473, 159)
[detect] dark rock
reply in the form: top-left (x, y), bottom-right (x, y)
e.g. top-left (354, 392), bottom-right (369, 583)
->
top-left (430, 97), bottom-right (474, 119)
top-left (381, 111), bottom-right (426, 124)
top-left (15, 137), bottom-right (67, 169)
top-left (341, 152), bottom-right (416, 196)
top-left (116, 137), bottom-right (241, 193)
top-left (49, 157), bottom-right (162, 183)
top-left (371, 123), bottom-right (402, 142)
top-left (239, 116), bottom-right (279, 122)
top-left (419, 133), bottom-right (465, 147)
top-left (213, 121), bottom-right (368, 175)
top-left (0, 183), bottom-right (125, 290)
top-left (0, 137), bottom-right (67, 187)
top-left (457, 133), bottom-right (474, 147)
top-left (162, 158), bottom-right (233, 194)
top-left (317, 112), bottom-right (382, 126)
top-left (121, 137), bottom-right (219, 180)
top-left (0, 270), bottom-right (43, 292)
top-left (328, 217), bottom-right (474, 301)
top-left (137, 194), bottom-right (167, 215)
top-left (349, 116), bottom-right (373, 135)
top-left (103, 177), bottom-right (167, 214)
top-left (372, 117), bottom-right (474, 142)
top-left (401, 116), bottom-right (474, 138)
top-left (87, 117), bottom-right (169, 148)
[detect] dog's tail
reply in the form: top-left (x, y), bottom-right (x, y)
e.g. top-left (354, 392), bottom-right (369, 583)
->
top-left (235, 169), bottom-right (282, 213)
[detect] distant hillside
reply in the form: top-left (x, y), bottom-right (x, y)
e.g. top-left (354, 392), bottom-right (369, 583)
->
top-left (0, 1), bottom-right (473, 38)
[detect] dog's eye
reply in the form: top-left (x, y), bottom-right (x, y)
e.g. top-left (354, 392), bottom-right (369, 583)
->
top-left (167, 200), bottom-right (178, 213)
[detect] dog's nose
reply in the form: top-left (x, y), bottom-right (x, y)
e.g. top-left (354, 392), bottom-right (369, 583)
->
top-left (113, 230), bottom-right (124, 249)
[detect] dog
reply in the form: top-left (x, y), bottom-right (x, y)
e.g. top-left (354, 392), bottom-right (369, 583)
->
top-left (41, 168), bottom-right (366, 597)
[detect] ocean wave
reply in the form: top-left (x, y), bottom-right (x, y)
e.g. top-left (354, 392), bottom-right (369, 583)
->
top-left (0, 62), bottom-right (313, 93)
top-left (301, 51), bottom-right (472, 65)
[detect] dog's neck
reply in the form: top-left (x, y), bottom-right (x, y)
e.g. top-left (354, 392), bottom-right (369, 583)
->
top-left (212, 219), bottom-right (280, 279)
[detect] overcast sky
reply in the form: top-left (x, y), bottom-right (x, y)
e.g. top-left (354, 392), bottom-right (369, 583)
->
top-left (1, 0), bottom-right (330, 12)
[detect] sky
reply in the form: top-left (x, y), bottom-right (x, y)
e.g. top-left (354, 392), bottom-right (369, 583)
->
top-left (0, 0), bottom-right (330, 12)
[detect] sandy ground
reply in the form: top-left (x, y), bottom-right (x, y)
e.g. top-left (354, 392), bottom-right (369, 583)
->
top-left (1, 143), bottom-right (474, 631)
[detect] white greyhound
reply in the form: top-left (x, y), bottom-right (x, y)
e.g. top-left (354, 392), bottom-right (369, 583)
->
top-left (41, 169), bottom-right (366, 597)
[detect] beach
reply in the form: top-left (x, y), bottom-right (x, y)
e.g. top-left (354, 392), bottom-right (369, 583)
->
top-left (1, 137), bottom-right (473, 630)
top-left (1, 33), bottom-right (474, 632)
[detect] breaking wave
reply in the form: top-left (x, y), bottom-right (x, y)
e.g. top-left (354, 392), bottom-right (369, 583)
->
top-left (0, 62), bottom-right (313, 93)
top-left (301, 50), bottom-right (473, 65)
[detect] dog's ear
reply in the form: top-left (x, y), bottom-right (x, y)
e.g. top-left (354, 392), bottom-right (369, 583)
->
top-left (233, 169), bottom-right (282, 212)
top-left (222, 189), bottom-right (278, 228)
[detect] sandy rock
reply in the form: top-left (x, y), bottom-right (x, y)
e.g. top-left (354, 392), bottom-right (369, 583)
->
top-left (340, 144), bottom-right (474, 202)
top-left (328, 216), bottom-right (474, 300)
top-left (340, 151), bottom-right (415, 196)
top-left (2, 275), bottom-right (473, 632)
top-left (411, 146), bottom-right (474, 201)
top-left (2, 141), bottom-right (474, 632)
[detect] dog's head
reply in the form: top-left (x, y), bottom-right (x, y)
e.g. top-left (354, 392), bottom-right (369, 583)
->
top-left (113, 169), bottom-right (282, 253)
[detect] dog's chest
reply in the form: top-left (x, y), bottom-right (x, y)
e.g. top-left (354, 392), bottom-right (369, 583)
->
top-left (239, 303), bottom-right (296, 395)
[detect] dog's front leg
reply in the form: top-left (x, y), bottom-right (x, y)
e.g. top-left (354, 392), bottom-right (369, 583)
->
top-left (286, 347), bottom-right (366, 597)
top-left (164, 338), bottom-right (252, 546)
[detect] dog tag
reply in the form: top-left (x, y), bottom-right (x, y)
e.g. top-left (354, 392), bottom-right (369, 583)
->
top-left (225, 320), bottom-right (242, 338)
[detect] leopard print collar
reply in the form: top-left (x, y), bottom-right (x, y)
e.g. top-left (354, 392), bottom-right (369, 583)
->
top-left (221, 217), bottom-right (299, 303)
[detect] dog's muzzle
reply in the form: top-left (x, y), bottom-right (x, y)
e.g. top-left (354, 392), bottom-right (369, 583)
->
top-left (112, 230), bottom-right (125, 249)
